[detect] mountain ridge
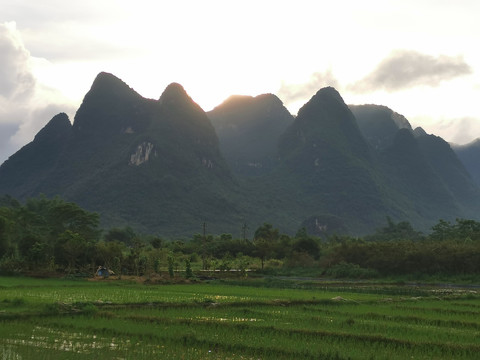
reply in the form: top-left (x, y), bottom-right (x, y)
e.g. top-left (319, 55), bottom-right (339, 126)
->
top-left (0, 72), bottom-right (240, 236)
top-left (1, 72), bottom-right (479, 236)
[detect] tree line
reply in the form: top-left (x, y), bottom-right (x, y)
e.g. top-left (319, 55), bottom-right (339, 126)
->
top-left (1, 195), bottom-right (480, 278)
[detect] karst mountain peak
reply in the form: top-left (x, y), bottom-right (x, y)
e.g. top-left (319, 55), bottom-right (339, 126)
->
top-left (1, 71), bottom-right (480, 236)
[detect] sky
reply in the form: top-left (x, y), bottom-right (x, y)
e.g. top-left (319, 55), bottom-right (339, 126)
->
top-left (1, 0), bottom-right (480, 163)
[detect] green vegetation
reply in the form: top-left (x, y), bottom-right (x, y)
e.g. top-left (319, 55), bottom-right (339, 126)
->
top-left (0, 72), bottom-right (242, 238)
top-left (1, 195), bottom-right (480, 280)
top-left (1, 277), bottom-right (479, 359)
top-left (1, 195), bottom-right (479, 358)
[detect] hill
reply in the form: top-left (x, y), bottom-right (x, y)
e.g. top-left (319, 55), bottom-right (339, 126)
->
top-left (274, 88), bottom-right (387, 234)
top-left (352, 104), bottom-right (480, 228)
top-left (0, 72), bottom-right (241, 236)
top-left (208, 94), bottom-right (294, 177)
top-left (1, 74), bottom-right (480, 236)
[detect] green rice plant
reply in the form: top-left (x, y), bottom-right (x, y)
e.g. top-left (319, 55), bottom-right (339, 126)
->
top-left (0, 276), bottom-right (479, 359)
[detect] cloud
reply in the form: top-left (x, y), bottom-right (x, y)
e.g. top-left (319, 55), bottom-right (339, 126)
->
top-left (349, 50), bottom-right (473, 93)
top-left (277, 69), bottom-right (340, 104)
top-left (412, 116), bottom-right (480, 145)
top-left (3, 1), bottom-right (146, 63)
top-left (0, 22), bottom-right (75, 164)
top-left (0, 22), bottom-right (35, 100)
top-left (434, 117), bottom-right (480, 145)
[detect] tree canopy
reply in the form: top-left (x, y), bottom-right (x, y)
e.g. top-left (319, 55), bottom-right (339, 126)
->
top-left (1, 195), bottom-right (479, 278)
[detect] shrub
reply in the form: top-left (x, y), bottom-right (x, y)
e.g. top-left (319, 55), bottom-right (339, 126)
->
top-left (284, 251), bottom-right (316, 268)
top-left (265, 259), bottom-right (283, 269)
top-left (325, 261), bottom-right (379, 279)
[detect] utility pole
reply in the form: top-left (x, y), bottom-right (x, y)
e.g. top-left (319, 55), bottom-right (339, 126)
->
top-left (202, 221), bottom-right (207, 270)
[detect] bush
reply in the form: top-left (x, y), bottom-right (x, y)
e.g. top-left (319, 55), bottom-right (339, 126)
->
top-left (325, 262), bottom-right (379, 279)
top-left (265, 259), bottom-right (283, 269)
top-left (284, 251), bottom-right (316, 268)
top-left (0, 256), bottom-right (23, 275)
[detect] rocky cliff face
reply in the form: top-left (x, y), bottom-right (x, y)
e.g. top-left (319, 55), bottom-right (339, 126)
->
top-left (129, 142), bottom-right (156, 166)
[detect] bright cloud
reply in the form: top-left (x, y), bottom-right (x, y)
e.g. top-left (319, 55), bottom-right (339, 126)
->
top-left (0, 22), bottom-right (35, 100)
top-left (0, 22), bottom-right (75, 163)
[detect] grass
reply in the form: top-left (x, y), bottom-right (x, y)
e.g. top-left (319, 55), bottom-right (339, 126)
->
top-left (0, 276), bottom-right (479, 359)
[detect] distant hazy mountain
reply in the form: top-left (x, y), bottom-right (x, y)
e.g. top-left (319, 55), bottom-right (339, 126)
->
top-left (208, 94), bottom-right (294, 176)
top-left (1, 73), bottom-right (480, 236)
top-left (350, 104), bottom-right (412, 150)
top-left (452, 139), bottom-right (480, 187)
top-left (417, 134), bottom-right (480, 211)
top-left (352, 104), bottom-right (480, 228)
top-left (382, 129), bottom-right (460, 221)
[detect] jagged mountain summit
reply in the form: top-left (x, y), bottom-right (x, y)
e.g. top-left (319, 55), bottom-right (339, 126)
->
top-left (1, 72), bottom-right (480, 236)
top-left (0, 72), bottom-right (240, 235)
top-left (276, 87), bottom-right (385, 233)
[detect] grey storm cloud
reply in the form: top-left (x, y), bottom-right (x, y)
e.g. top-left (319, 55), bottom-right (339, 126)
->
top-left (349, 50), bottom-right (473, 93)
top-left (0, 22), bottom-right (75, 164)
top-left (277, 70), bottom-right (339, 104)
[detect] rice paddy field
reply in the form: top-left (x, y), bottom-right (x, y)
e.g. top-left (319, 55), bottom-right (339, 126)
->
top-left (0, 276), bottom-right (479, 359)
